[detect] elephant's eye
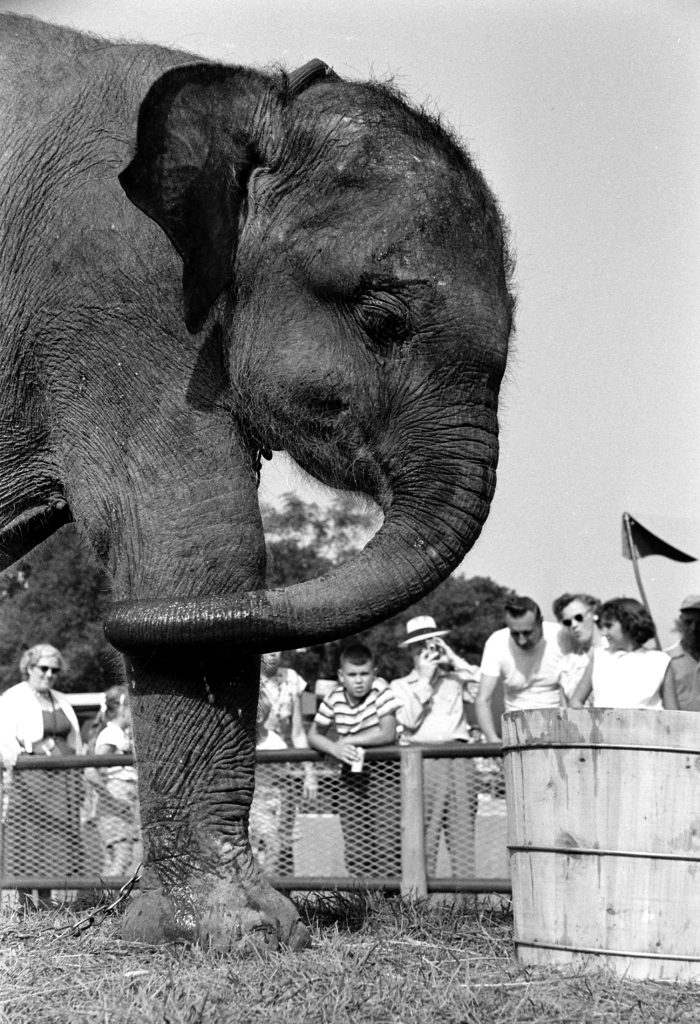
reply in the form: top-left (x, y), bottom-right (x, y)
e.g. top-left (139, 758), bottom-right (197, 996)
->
top-left (354, 292), bottom-right (410, 349)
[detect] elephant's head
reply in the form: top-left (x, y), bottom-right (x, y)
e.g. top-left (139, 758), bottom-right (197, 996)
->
top-left (108, 59), bottom-right (513, 653)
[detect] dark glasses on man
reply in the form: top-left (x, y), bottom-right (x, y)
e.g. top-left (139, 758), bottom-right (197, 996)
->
top-left (562, 613), bottom-right (586, 627)
top-left (36, 665), bottom-right (61, 675)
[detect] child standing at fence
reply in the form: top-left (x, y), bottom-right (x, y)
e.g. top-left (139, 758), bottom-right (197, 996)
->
top-left (308, 643), bottom-right (400, 878)
top-left (88, 685), bottom-right (142, 878)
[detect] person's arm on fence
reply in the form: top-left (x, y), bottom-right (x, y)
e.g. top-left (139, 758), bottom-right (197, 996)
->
top-left (309, 713), bottom-right (396, 767)
top-left (474, 674), bottom-right (501, 743)
top-left (309, 720), bottom-right (361, 767)
top-left (0, 736), bottom-right (21, 769)
top-left (289, 693), bottom-right (318, 799)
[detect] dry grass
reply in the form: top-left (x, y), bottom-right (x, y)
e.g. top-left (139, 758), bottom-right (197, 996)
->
top-left (0, 891), bottom-right (698, 1023)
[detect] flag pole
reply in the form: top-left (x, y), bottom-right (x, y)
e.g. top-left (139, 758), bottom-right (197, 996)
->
top-left (622, 512), bottom-right (661, 649)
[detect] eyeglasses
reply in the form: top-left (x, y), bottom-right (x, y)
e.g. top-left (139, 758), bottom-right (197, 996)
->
top-left (36, 665), bottom-right (61, 675)
top-left (562, 613), bottom-right (587, 627)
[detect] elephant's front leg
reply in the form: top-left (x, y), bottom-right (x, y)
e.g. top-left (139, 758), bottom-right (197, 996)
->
top-left (121, 646), bottom-right (310, 951)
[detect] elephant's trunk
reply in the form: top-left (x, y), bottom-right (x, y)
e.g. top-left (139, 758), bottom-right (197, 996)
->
top-left (105, 434), bottom-right (497, 653)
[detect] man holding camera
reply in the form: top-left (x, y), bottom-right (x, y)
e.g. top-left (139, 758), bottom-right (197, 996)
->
top-left (390, 616), bottom-right (481, 877)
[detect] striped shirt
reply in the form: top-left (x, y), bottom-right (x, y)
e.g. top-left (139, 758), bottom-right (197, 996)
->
top-left (313, 681), bottom-right (399, 735)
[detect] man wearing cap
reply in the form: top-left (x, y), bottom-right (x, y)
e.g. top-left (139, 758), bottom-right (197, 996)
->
top-left (475, 596), bottom-right (567, 742)
top-left (390, 615), bottom-right (481, 877)
top-left (662, 596), bottom-right (700, 711)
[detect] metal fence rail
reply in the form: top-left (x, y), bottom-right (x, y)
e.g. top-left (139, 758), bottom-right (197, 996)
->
top-left (0, 744), bottom-right (511, 900)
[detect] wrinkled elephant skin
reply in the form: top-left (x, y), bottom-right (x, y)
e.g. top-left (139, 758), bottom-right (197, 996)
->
top-left (0, 14), bottom-right (514, 949)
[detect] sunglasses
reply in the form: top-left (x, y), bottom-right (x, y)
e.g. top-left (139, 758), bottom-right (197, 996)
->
top-left (36, 665), bottom-right (61, 675)
top-left (562, 613), bottom-right (587, 627)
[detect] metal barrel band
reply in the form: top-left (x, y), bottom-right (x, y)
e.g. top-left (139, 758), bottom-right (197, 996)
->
top-left (508, 844), bottom-right (700, 863)
top-left (502, 741), bottom-right (700, 756)
top-left (515, 938), bottom-right (700, 963)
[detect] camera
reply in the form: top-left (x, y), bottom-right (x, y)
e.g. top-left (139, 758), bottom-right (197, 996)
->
top-left (422, 639), bottom-right (453, 669)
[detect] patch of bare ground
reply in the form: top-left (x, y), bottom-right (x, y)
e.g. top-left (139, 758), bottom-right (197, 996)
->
top-left (0, 891), bottom-right (698, 1023)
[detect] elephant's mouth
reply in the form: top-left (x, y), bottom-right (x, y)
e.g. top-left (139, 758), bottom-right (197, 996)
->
top-left (256, 396), bottom-right (391, 510)
top-left (0, 494), bottom-right (72, 573)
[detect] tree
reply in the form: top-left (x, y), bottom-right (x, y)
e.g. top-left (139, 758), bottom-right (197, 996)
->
top-left (0, 525), bottom-right (117, 693)
top-left (262, 494), bottom-right (514, 685)
top-left (263, 494), bottom-right (381, 581)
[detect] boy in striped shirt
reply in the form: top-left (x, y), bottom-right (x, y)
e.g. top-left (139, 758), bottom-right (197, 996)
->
top-left (309, 643), bottom-right (399, 877)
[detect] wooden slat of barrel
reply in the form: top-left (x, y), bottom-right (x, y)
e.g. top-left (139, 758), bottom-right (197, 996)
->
top-left (503, 708), bottom-right (700, 981)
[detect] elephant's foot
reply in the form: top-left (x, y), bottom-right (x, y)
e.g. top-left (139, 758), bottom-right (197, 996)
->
top-left (121, 873), bottom-right (310, 953)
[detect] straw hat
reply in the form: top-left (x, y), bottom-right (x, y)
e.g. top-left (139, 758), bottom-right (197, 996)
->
top-left (399, 615), bottom-right (449, 647)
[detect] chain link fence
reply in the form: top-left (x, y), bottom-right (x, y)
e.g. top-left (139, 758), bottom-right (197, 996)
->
top-left (0, 745), bottom-right (510, 903)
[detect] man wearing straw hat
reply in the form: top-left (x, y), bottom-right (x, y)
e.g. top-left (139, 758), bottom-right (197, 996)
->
top-left (390, 615), bottom-right (481, 877)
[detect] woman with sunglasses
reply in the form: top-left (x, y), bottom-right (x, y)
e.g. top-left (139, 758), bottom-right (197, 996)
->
top-left (0, 643), bottom-right (83, 910)
top-left (553, 593), bottom-right (605, 704)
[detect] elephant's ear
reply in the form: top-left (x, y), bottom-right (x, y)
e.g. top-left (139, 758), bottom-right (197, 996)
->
top-left (120, 65), bottom-right (264, 333)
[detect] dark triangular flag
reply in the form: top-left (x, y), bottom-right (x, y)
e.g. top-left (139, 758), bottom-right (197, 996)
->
top-left (622, 513), bottom-right (696, 562)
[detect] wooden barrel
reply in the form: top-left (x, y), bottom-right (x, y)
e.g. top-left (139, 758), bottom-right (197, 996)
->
top-left (503, 707), bottom-right (700, 981)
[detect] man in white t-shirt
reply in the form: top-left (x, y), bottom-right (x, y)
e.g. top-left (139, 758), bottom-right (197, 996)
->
top-left (475, 596), bottom-right (567, 742)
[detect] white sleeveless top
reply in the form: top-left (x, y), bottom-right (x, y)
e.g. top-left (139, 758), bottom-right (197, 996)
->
top-left (591, 647), bottom-right (669, 709)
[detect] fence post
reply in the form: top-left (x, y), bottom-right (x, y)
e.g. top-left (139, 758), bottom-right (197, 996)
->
top-left (400, 747), bottom-right (427, 899)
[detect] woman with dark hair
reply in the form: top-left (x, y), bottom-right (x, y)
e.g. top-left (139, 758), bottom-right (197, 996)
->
top-left (570, 598), bottom-right (670, 709)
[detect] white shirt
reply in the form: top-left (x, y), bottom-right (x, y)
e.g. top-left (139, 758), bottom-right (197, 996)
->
top-left (0, 681), bottom-right (82, 766)
top-left (390, 669), bottom-right (474, 744)
top-left (95, 721), bottom-right (130, 754)
top-left (591, 647), bottom-right (670, 709)
top-left (479, 621), bottom-right (566, 713)
top-left (94, 721), bottom-right (136, 784)
top-left (558, 639), bottom-right (608, 702)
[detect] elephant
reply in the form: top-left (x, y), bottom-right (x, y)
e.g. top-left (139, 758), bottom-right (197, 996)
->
top-left (0, 14), bottom-right (514, 950)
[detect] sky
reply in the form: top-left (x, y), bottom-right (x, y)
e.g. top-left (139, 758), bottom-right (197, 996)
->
top-left (5, 0), bottom-right (699, 646)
